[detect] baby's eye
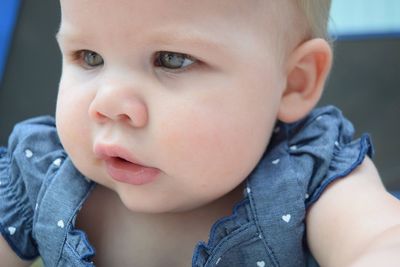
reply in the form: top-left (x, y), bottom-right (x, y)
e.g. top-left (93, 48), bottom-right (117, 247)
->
top-left (80, 50), bottom-right (104, 68)
top-left (154, 51), bottom-right (196, 70)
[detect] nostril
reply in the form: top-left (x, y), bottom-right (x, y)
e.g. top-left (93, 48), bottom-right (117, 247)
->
top-left (117, 114), bottom-right (132, 123)
top-left (91, 110), bottom-right (108, 123)
top-left (88, 95), bottom-right (147, 127)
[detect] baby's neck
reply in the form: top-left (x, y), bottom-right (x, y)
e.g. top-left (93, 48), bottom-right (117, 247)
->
top-left (76, 184), bottom-right (244, 266)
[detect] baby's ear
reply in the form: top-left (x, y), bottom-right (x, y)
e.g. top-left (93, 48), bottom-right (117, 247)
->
top-left (278, 38), bottom-right (332, 123)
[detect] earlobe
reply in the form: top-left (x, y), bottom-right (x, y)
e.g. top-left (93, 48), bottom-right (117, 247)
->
top-left (278, 38), bottom-right (332, 123)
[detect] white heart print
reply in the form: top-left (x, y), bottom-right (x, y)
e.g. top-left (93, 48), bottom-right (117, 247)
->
top-left (272, 159), bottom-right (280, 165)
top-left (53, 158), bottom-right (62, 167)
top-left (257, 261), bottom-right (266, 267)
top-left (8, 227), bottom-right (16, 235)
top-left (57, 220), bottom-right (65, 228)
top-left (282, 214), bottom-right (291, 223)
top-left (25, 149), bottom-right (33, 158)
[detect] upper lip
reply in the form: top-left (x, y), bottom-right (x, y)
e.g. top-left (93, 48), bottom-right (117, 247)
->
top-left (94, 143), bottom-right (145, 166)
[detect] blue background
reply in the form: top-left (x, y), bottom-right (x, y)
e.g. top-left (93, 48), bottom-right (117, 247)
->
top-left (329, 0), bottom-right (400, 38)
top-left (0, 0), bottom-right (21, 83)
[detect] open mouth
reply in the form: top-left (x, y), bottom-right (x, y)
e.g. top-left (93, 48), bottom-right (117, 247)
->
top-left (107, 156), bottom-right (144, 171)
top-left (113, 156), bottom-right (131, 164)
top-left (94, 144), bottom-right (160, 185)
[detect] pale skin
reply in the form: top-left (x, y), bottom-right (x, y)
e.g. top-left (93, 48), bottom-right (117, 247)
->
top-left (1, 0), bottom-right (400, 266)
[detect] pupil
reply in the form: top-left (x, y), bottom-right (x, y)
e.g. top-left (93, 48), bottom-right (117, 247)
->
top-left (85, 51), bottom-right (102, 66)
top-left (161, 53), bottom-right (184, 68)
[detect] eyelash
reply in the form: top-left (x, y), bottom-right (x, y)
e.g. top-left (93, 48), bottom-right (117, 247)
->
top-left (69, 50), bottom-right (200, 72)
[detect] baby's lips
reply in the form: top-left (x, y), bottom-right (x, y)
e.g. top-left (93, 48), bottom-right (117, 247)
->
top-left (93, 143), bottom-right (146, 166)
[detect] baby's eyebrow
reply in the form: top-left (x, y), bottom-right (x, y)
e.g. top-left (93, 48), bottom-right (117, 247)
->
top-left (55, 27), bottom-right (67, 42)
top-left (148, 28), bottom-right (228, 52)
top-left (55, 29), bottom-right (88, 45)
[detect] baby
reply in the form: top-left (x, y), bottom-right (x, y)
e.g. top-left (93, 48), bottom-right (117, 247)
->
top-left (1, 0), bottom-right (400, 266)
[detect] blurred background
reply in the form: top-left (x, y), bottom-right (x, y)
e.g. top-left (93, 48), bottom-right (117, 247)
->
top-left (0, 0), bottom-right (399, 193)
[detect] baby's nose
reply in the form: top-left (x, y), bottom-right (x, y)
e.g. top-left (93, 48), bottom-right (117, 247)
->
top-left (88, 81), bottom-right (148, 128)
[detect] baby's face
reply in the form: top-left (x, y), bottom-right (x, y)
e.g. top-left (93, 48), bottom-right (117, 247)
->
top-left (56, 0), bottom-right (288, 212)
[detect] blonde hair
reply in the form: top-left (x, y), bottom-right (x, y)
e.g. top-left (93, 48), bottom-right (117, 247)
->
top-left (297, 0), bottom-right (332, 40)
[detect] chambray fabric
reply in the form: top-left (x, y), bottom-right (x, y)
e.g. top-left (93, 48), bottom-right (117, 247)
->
top-left (0, 106), bottom-right (373, 267)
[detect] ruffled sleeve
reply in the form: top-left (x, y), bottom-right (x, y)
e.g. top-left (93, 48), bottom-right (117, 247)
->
top-left (0, 116), bottom-right (64, 260)
top-left (286, 106), bottom-right (374, 208)
top-left (245, 106), bottom-right (374, 266)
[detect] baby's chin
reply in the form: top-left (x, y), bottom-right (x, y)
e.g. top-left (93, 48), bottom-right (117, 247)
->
top-left (84, 166), bottom-right (244, 214)
top-left (118, 193), bottom-right (213, 214)
top-left (115, 187), bottom-right (220, 215)
top-left (117, 185), bottom-right (244, 216)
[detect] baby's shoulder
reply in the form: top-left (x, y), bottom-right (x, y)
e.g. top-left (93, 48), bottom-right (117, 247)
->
top-left (1, 116), bottom-right (66, 200)
top-left (220, 106), bottom-right (376, 266)
top-left (7, 115), bottom-right (61, 153)
top-left (0, 116), bottom-right (70, 260)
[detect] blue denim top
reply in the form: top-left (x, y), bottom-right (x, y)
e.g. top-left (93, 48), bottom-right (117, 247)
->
top-left (0, 106), bottom-right (373, 267)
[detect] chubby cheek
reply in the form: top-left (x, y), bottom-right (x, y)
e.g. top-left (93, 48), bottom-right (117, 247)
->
top-left (156, 102), bottom-right (273, 199)
top-left (56, 80), bottom-right (97, 177)
top-left (57, 81), bottom-right (86, 138)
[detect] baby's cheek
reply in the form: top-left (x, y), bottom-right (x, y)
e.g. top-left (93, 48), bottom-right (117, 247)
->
top-left (56, 85), bottom-right (93, 162)
top-left (157, 110), bottom-right (265, 186)
top-left (158, 118), bottom-right (221, 165)
top-left (57, 100), bottom-right (85, 142)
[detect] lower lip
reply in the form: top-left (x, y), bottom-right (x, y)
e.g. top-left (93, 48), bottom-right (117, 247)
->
top-left (104, 157), bottom-right (160, 185)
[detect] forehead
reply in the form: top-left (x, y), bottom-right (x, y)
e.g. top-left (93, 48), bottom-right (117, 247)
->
top-left (57, 0), bottom-right (294, 65)
top-left (60, 0), bottom-right (263, 19)
top-left (58, 0), bottom-right (283, 36)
